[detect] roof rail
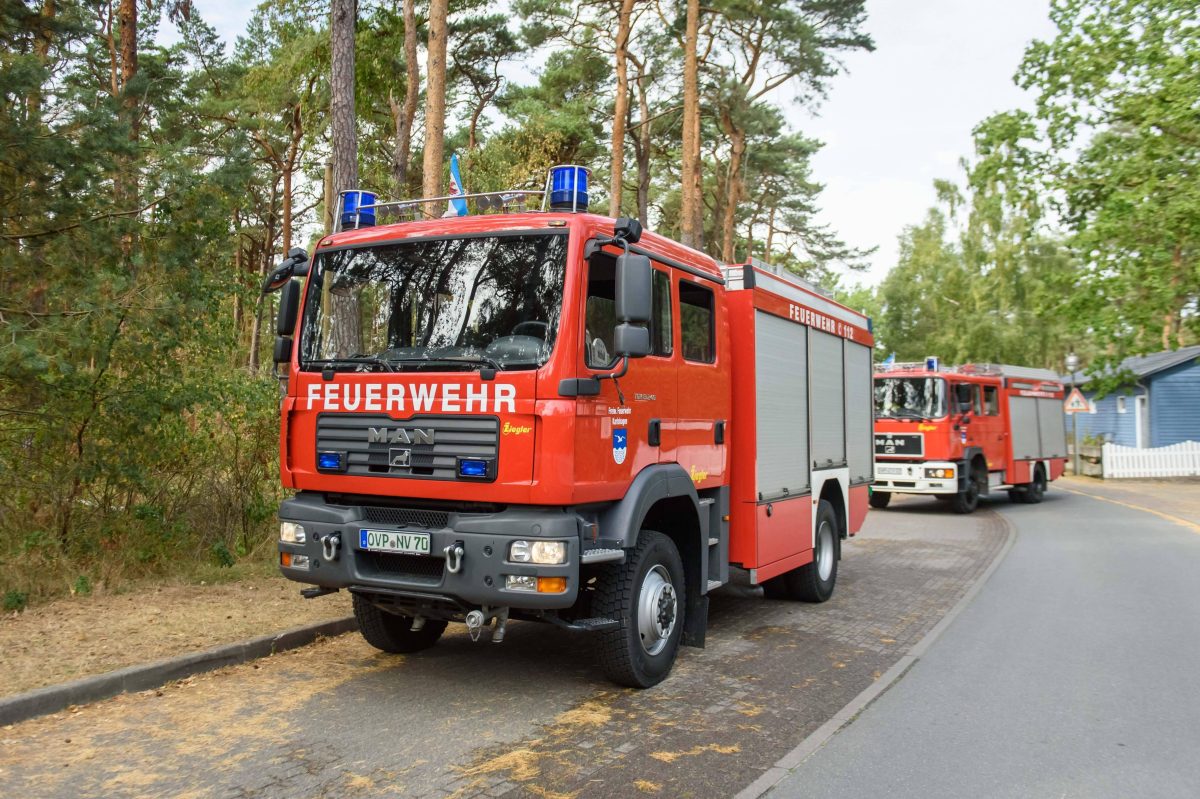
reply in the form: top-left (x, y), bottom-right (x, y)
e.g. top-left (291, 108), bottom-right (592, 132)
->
top-left (742, 256), bottom-right (835, 299)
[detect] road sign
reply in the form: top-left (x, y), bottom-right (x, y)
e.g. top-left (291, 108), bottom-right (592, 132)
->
top-left (1064, 387), bottom-right (1090, 414)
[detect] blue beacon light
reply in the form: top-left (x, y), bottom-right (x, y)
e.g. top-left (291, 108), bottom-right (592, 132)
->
top-left (458, 459), bottom-right (488, 477)
top-left (340, 190), bottom-right (377, 229)
top-left (548, 165), bottom-right (589, 212)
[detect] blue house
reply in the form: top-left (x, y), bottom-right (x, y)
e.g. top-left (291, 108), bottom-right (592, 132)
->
top-left (1063, 345), bottom-right (1200, 449)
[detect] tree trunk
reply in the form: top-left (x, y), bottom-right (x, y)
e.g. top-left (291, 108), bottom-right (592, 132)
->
top-left (422, 0), bottom-right (449, 216)
top-left (634, 69), bottom-right (651, 223)
top-left (282, 104), bottom-right (303, 253)
top-left (29, 0), bottom-right (55, 120)
top-left (394, 0), bottom-right (420, 194)
top-left (117, 0), bottom-right (137, 137)
top-left (765, 204), bottom-right (777, 262)
top-left (330, 0), bottom-right (358, 196)
top-left (680, 0), bottom-right (701, 248)
top-left (609, 0), bottom-right (635, 216)
top-left (719, 114), bottom-right (745, 263)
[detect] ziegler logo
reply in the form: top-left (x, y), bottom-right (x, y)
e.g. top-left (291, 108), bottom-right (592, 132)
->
top-left (367, 427), bottom-right (435, 445)
top-left (502, 422), bottom-right (532, 435)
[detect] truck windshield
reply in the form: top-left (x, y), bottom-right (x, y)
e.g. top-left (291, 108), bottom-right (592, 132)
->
top-left (299, 232), bottom-right (567, 372)
top-left (874, 377), bottom-right (947, 419)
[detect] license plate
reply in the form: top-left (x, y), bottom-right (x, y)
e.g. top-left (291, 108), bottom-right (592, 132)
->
top-left (359, 529), bottom-right (431, 555)
top-left (876, 466), bottom-right (903, 476)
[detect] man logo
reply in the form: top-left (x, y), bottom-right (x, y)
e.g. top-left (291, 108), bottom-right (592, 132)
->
top-left (368, 427), bottom-right (435, 446)
top-left (612, 429), bottom-right (628, 465)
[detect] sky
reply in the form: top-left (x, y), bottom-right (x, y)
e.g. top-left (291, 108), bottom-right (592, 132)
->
top-left (170, 0), bottom-right (1058, 287)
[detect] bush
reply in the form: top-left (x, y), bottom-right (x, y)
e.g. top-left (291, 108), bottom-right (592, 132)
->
top-left (3, 590), bottom-right (28, 612)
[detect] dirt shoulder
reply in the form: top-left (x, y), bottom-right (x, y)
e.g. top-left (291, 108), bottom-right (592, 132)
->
top-left (1059, 475), bottom-right (1200, 528)
top-left (0, 571), bottom-right (350, 698)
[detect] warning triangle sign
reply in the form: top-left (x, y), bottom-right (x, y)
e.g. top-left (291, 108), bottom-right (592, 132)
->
top-left (1064, 387), bottom-right (1089, 414)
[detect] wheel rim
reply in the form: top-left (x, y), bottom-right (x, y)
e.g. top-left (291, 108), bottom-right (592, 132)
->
top-left (816, 519), bottom-right (835, 582)
top-left (637, 564), bottom-right (678, 656)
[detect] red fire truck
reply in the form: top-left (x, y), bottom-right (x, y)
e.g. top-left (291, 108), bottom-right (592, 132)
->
top-left (871, 360), bottom-right (1067, 514)
top-left (262, 166), bottom-right (874, 686)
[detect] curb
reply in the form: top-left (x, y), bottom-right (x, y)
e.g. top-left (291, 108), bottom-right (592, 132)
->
top-left (734, 510), bottom-right (1019, 799)
top-left (0, 615), bottom-right (358, 728)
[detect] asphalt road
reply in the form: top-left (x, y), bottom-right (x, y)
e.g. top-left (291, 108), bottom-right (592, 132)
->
top-left (769, 487), bottom-right (1200, 799)
top-left (0, 500), bottom-right (1006, 799)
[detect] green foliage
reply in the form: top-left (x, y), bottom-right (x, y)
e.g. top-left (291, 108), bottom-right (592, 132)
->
top-left (72, 574), bottom-right (92, 596)
top-left (3, 590), bottom-right (28, 613)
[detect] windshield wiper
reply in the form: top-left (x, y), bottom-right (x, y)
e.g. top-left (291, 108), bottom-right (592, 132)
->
top-left (391, 355), bottom-right (503, 372)
top-left (304, 357), bottom-right (395, 373)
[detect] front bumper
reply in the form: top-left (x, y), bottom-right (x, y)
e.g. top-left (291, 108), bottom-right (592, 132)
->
top-left (277, 492), bottom-right (581, 610)
top-left (873, 461), bottom-right (961, 494)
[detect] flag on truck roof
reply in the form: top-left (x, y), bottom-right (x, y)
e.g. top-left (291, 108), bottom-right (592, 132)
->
top-left (444, 153), bottom-right (468, 218)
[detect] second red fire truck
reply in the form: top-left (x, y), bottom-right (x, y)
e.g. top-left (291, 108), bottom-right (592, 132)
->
top-left (871, 360), bottom-right (1067, 513)
top-left (262, 166), bottom-right (874, 687)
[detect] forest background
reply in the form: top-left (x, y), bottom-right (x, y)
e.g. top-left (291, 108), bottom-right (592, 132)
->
top-left (1, 0), bottom-right (1196, 605)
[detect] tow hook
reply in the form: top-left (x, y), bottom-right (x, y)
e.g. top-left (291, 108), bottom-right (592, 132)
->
top-left (322, 533), bottom-right (341, 562)
top-left (464, 606), bottom-right (510, 643)
top-left (465, 609), bottom-right (486, 642)
top-left (444, 541), bottom-right (465, 574)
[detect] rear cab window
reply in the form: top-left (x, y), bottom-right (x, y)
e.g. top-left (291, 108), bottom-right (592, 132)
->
top-left (679, 280), bottom-right (714, 363)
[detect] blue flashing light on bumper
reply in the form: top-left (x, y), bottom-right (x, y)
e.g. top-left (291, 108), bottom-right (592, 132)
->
top-left (458, 458), bottom-right (488, 478)
top-left (317, 451), bottom-right (343, 471)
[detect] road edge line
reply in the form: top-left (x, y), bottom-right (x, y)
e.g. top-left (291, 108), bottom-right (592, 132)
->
top-left (0, 615), bottom-right (358, 728)
top-left (733, 510), bottom-right (1019, 799)
top-left (1057, 484), bottom-right (1200, 534)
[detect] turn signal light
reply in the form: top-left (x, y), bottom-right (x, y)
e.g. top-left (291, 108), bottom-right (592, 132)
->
top-left (537, 576), bottom-right (567, 594)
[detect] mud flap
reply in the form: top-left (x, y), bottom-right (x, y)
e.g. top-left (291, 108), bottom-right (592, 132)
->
top-left (683, 593), bottom-right (708, 648)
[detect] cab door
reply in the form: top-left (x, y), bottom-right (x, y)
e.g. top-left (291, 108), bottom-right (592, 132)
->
top-left (675, 276), bottom-right (730, 490)
top-left (974, 382), bottom-right (1007, 474)
top-left (572, 252), bottom-right (677, 501)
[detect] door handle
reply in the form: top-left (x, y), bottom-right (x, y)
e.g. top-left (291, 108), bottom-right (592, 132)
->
top-left (648, 418), bottom-right (661, 447)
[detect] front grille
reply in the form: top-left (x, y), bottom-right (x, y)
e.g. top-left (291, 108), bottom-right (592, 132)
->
top-left (317, 414), bottom-right (500, 481)
top-left (358, 551), bottom-right (446, 584)
top-left (363, 507), bottom-right (450, 529)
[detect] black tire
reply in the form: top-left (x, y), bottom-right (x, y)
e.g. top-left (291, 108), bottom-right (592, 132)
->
top-left (868, 490), bottom-right (891, 510)
top-left (353, 593), bottom-right (447, 654)
top-left (951, 472), bottom-right (980, 514)
top-left (761, 500), bottom-right (839, 603)
top-left (1021, 466), bottom-right (1047, 504)
top-left (1007, 488), bottom-right (1022, 503)
top-left (593, 530), bottom-right (686, 688)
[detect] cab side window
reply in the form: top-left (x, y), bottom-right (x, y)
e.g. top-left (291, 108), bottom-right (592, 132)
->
top-left (972, 385), bottom-right (983, 415)
top-left (586, 258), bottom-right (672, 367)
top-left (651, 269), bottom-right (672, 357)
top-left (982, 385), bottom-right (1000, 415)
top-left (679, 280), bottom-right (715, 363)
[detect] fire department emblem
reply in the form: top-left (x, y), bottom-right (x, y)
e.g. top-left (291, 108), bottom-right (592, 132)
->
top-left (612, 429), bottom-right (628, 465)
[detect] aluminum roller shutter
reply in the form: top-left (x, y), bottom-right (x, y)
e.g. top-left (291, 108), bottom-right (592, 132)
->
top-left (1009, 396), bottom-right (1041, 460)
top-left (1036, 398), bottom-right (1067, 458)
top-left (755, 311), bottom-right (809, 498)
top-left (810, 329), bottom-right (846, 468)
top-left (844, 341), bottom-right (873, 484)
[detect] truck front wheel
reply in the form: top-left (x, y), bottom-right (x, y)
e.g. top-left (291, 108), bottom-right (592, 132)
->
top-left (353, 594), bottom-right (448, 654)
top-left (951, 471), bottom-right (981, 514)
top-left (593, 530), bottom-right (686, 688)
top-left (762, 499), bottom-right (839, 603)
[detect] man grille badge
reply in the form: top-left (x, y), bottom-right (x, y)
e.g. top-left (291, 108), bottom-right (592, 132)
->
top-left (389, 448), bottom-right (412, 468)
top-left (368, 427), bottom-right (435, 445)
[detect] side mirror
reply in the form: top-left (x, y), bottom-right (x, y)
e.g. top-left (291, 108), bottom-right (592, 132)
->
top-left (614, 323), bottom-right (650, 358)
top-left (614, 252), bottom-right (652, 325)
top-left (262, 247), bottom-right (309, 294)
top-left (276, 279), bottom-right (302, 336)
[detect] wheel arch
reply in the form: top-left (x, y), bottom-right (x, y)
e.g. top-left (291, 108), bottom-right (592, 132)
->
top-left (597, 464), bottom-right (708, 647)
top-left (817, 478), bottom-right (848, 540)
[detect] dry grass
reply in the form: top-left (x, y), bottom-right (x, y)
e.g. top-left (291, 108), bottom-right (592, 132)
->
top-left (0, 571), bottom-right (350, 696)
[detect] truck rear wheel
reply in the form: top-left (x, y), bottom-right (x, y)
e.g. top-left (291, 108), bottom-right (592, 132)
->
top-left (593, 530), bottom-right (685, 689)
top-left (1021, 466), bottom-right (1047, 504)
top-left (353, 594), bottom-right (448, 654)
top-left (868, 490), bottom-right (891, 509)
top-left (761, 500), bottom-right (839, 603)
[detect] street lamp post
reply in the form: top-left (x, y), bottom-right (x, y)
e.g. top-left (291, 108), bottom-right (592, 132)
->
top-left (1066, 351), bottom-right (1080, 476)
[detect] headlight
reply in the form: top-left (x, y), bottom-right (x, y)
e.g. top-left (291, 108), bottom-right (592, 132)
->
top-left (280, 522), bottom-right (306, 543)
top-left (509, 540), bottom-right (567, 564)
top-left (924, 468), bottom-right (955, 479)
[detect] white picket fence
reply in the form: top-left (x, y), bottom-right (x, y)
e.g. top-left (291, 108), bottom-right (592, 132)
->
top-left (1102, 441), bottom-right (1200, 479)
